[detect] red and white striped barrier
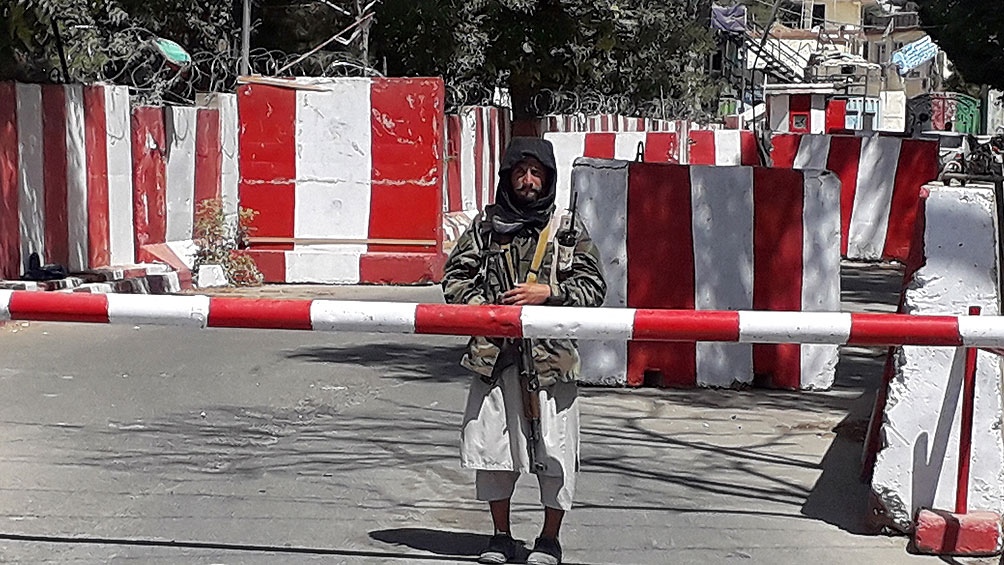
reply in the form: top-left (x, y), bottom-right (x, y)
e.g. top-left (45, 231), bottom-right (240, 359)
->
top-left (132, 97), bottom-right (239, 262)
top-left (238, 77), bottom-right (445, 284)
top-left (540, 114), bottom-right (689, 133)
top-left (571, 159), bottom-right (841, 389)
top-left (4, 290), bottom-right (1004, 346)
top-left (771, 133), bottom-right (940, 262)
top-left (444, 106), bottom-right (510, 213)
top-left (767, 93), bottom-right (847, 134)
top-left (546, 130), bottom-right (759, 209)
top-left (869, 185), bottom-right (1004, 533)
top-left (0, 82), bottom-right (134, 278)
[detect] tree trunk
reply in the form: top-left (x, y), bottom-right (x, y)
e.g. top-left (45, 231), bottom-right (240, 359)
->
top-left (508, 74), bottom-right (542, 137)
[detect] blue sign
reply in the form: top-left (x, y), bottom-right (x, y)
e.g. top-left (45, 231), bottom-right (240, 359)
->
top-left (891, 36), bottom-right (938, 76)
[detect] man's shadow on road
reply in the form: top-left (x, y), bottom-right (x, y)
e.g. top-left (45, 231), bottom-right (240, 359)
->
top-left (369, 529), bottom-right (596, 565)
top-left (369, 528), bottom-right (508, 562)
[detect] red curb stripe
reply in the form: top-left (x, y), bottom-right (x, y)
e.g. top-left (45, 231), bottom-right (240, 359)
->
top-left (194, 107), bottom-right (223, 207)
top-left (42, 85), bottom-right (69, 267)
top-left (883, 139), bottom-right (939, 261)
top-left (83, 85), bottom-right (111, 269)
top-left (0, 82), bottom-right (20, 280)
top-left (849, 313), bottom-right (961, 346)
top-left (752, 167), bottom-right (805, 389)
top-left (633, 310), bottom-right (740, 342)
top-left (414, 304), bottom-right (523, 338)
top-left (826, 135), bottom-right (863, 258)
top-left (688, 130), bottom-right (716, 165)
top-left (8, 291), bottom-right (109, 323)
top-left (583, 133), bottom-right (616, 159)
top-left (207, 297), bottom-right (312, 330)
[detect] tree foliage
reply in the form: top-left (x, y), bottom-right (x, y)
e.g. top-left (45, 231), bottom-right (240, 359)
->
top-left (915, 0), bottom-right (1004, 91)
top-left (1, 0), bottom-right (239, 84)
top-left (372, 0), bottom-right (721, 119)
top-left (3, 0), bottom-right (722, 120)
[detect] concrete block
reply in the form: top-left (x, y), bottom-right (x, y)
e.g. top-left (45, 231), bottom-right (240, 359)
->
top-left (40, 277), bottom-right (83, 291)
top-left (72, 283), bottom-right (116, 294)
top-left (0, 281), bottom-right (40, 291)
top-left (913, 508), bottom-right (1003, 556)
top-left (195, 265), bottom-right (228, 288)
top-left (110, 278), bottom-right (151, 294)
top-left (137, 263), bottom-right (173, 275)
top-left (147, 272), bottom-right (182, 294)
top-left (870, 186), bottom-right (1004, 532)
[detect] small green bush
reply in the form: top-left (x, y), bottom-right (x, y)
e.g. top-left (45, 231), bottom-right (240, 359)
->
top-left (193, 198), bottom-right (263, 287)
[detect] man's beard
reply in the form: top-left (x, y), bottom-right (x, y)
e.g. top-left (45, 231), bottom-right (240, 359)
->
top-left (512, 185), bottom-right (540, 204)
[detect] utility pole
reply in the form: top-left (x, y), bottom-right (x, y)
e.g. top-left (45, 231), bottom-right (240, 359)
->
top-left (241, 0), bottom-right (251, 76)
top-left (356, 0), bottom-right (369, 66)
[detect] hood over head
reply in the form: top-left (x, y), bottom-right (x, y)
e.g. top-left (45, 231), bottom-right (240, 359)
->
top-left (484, 137), bottom-right (557, 235)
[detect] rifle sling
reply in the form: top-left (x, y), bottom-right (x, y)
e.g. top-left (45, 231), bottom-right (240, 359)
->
top-left (525, 222), bottom-right (552, 285)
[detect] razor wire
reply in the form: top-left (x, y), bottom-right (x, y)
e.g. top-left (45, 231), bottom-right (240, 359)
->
top-left (42, 24), bottom-right (711, 122)
top-left (58, 26), bottom-right (382, 106)
top-left (529, 88), bottom-right (711, 122)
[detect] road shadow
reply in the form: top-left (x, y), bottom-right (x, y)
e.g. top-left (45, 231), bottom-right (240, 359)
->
top-left (369, 528), bottom-right (600, 565)
top-left (800, 261), bottom-right (906, 534)
top-left (285, 342), bottom-right (471, 384)
top-left (368, 528), bottom-right (494, 559)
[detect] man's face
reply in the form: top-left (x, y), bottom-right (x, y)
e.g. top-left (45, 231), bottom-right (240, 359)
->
top-left (509, 157), bottom-right (547, 204)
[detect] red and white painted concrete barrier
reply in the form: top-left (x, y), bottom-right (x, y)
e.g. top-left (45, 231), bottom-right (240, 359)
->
top-left (546, 130), bottom-right (759, 209)
top-left (0, 82), bottom-right (134, 278)
top-left (238, 77), bottom-right (445, 284)
top-left (443, 110), bottom-right (691, 216)
top-left (570, 158), bottom-right (841, 389)
top-left (132, 97), bottom-right (239, 262)
top-left (771, 133), bottom-right (940, 262)
top-left (540, 114), bottom-right (688, 134)
top-left (869, 185), bottom-right (1004, 533)
top-left (768, 92), bottom-right (847, 134)
top-left (914, 509), bottom-right (1004, 556)
top-left (8, 291), bottom-right (1004, 346)
top-left (444, 106), bottom-right (510, 214)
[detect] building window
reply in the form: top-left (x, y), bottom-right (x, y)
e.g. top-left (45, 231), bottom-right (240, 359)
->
top-left (778, 1), bottom-right (801, 27)
top-left (876, 43), bottom-right (887, 63)
top-left (812, 3), bottom-right (826, 28)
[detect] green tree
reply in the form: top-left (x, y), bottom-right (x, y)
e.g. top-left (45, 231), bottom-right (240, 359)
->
top-left (371, 0), bottom-right (721, 121)
top-left (915, 0), bottom-right (1004, 91)
top-left (1, 0), bottom-right (239, 97)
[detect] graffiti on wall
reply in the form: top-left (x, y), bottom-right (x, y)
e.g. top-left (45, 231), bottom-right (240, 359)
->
top-left (907, 92), bottom-right (980, 134)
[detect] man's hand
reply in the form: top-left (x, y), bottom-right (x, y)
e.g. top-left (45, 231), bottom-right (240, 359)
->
top-left (501, 283), bottom-right (551, 305)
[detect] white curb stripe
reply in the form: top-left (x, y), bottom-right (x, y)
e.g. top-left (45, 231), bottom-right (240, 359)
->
top-left (107, 294), bottom-right (210, 328)
top-left (521, 306), bottom-right (636, 340)
top-left (0, 290), bottom-right (11, 321)
top-left (310, 300), bottom-right (417, 333)
top-left (739, 311), bottom-right (852, 344)
top-left (959, 316), bottom-right (1004, 347)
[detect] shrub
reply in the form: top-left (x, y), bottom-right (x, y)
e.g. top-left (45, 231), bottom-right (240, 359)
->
top-left (193, 198), bottom-right (263, 287)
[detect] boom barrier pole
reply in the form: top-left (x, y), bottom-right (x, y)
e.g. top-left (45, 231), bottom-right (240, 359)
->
top-left (1, 291), bottom-right (1001, 347)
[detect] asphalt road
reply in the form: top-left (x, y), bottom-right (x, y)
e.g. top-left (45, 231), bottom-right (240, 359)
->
top-left (0, 263), bottom-right (976, 564)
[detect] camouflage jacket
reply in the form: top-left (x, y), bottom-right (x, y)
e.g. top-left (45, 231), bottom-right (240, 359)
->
top-left (441, 213), bottom-right (607, 384)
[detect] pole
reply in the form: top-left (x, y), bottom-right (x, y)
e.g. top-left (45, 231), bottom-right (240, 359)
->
top-left (356, 0), bottom-right (369, 67)
top-left (241, 0), bottom-right (251, 77)
top-left (956, 306), bottom-right (981, 514)
top-left (997, 179), bottom-right (1004, 296)
top-left (50, 20), bottom-right (70, 83)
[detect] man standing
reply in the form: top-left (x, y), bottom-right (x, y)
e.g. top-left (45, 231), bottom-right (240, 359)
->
top-left (442, 137), bottom-right (606, 565)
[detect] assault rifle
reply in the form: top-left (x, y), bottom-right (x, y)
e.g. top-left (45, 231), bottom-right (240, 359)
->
top-left (483, 244), bottom-right (546, 474)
